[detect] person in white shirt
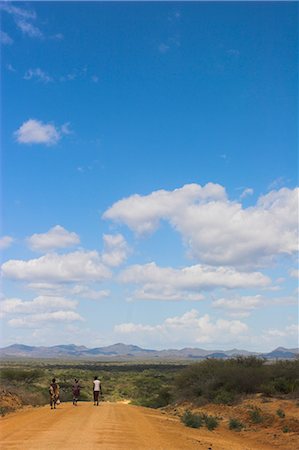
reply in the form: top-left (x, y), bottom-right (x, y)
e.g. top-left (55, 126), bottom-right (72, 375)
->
top-left (93, 376), bottom-right (102, 406)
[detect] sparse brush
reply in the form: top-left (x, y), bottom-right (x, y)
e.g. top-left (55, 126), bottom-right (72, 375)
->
top-left (282, 426), bottom-right (289, 433)
top-left (249, 408), bottom-right (263, 424)
top-left (229, 418), bottom-right (244, 431)
top-left (0, 406), bottom-right (15, 417)
top-left (181, 410), bottom-right (203, 428)
top-left (204, 414), bottom-right (219, 431)
top-left (276, 408), bottom-right (285, 418)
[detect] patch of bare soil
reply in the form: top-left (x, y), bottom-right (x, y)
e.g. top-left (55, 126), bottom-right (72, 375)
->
top-left (2, 399), bottom-right (296, 450)
top-left (165, 395), bottom-right (299, 450)
top-left (0, 389), bottom-right (23, 415)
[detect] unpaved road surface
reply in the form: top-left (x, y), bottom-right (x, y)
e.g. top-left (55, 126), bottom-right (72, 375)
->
top-left (0, 402), bottom-right (279, 450)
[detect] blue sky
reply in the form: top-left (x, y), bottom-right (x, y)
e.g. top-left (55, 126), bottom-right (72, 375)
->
top-left (0, 1), bottom-right (298, 351)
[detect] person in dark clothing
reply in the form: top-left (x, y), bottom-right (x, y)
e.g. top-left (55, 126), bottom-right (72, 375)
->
top-left (72, 379), bottom-right (81, 406)
top-left (49, 378), bottom-right (60, 409)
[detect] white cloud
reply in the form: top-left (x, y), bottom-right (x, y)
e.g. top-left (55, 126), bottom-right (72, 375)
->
top-left (119, 262), bottom-right (270, 302)
top-left (264, 324), bottom-right (299, 338)
top-left (1, 3), bottom-right (42, 39)
top-left (115, 309), bottom-right (248, 346)
top-left (60, 123), bottom-right (72, 135)
top-left (290, 268), bottom-right (299, 279)
top-left (130, 288), bottom-right (204, 302)
top-left (104, 183), bottom-right (226, 234)
top-left (14, 119), bottom-right (61, 145)
top-left (8, 311), bottom-right (83, 328)
top-left (24, 68), bottom-right (53, 83)
top-left (0, 296), bottom-right (77, 316)
top-left (104, 183), bottom-right (298, 267)
top-left (102, 234), bottom-right (130, 267)
top-left (0, 31), bottom-right (13, 45)
top-left (240, 187), bottom-right (254, 199)
top-left (0, 4), bottom-right (36, 20)
top-left (1, 250), bottom-right (111, 283)
top-left (26, 282), bottom-right (109, 301)
top-left (212, 295), bottom-right (263, 318)
top-left (0, 236), bottom-right (14, 250)
top-left (27, 225), bottom-right (80, 252)
top-left (68, 285), bottom-right (110, 300)
top-left (15, 19), bottom-right (42, 38)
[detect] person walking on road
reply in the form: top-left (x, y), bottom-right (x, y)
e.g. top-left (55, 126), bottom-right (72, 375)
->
top-left (49, 378), bottom-right (60, 410)
top-left (93, 376), bottom-right (102, 406)
top-left (72, 378), bottom-right (81, 406)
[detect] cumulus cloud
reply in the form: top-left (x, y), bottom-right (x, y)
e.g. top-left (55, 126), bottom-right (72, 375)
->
top-left (264, 324), bottom-right (299, 338)
top-left (130, 288), bottom-right (204, 302)
top-left (26, 282), bottom-right (110, 301)
top-left (14, 120), bottom-right (71, 146)
top-left (104, 183), bottom-right (226, 234)
top-left (0, 296), bottom-right (77, 317)
top-left (14, 119), bottom-right (63, 145)
top-left (8, 311), bottom-right (83, 328)
top-left (24, 68), bottom-right (53, 83)
top-left (104, 183), bottom-right (298, 267)
top-left (27, 225), bottom-right (80, 252)
top-left (68, 285), bottom-right (110, 301)
top-left (102, 234), bottom-right (130, 267)
top-left (119, 262), bottom-right (270, 301)
top-left (212, 295), bottom-right (263, 318)
top-left (115, 309), bottom-right (248, 346)
top-left (0, 236), bottom-right (14, 250)
top-left (1, 250), bottom-right (111, 283)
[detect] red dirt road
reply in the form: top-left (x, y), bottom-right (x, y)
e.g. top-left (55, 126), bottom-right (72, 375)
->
top-left (0, 402), bottom-right (281, 450)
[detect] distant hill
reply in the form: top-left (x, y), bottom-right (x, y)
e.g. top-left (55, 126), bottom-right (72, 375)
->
top-left (0, 343), bottom-right (297, 360)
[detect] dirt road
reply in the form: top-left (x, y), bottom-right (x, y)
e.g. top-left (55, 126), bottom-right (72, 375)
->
top-left (0, 402), bottom-right (279, 450)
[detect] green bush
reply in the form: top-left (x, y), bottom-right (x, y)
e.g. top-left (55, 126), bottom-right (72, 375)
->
top-left (249, 408), bottom-right (263, 424)
top-left (175, 358), bottom-right (299, 405)
top-left (229, 418), bottom-right (244, 431)
top-left (181, 410), bottom-right (203, 428)
top-left (0, 368), bottom-right (43, 383)
top-left (204, 415), bottom-right (219, 431)
top-left (282, 426), bottom-right (289, 433)
top-left (212, 388), bottom-right (236, 405)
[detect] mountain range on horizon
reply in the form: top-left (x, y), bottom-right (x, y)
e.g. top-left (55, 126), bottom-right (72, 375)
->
top-left (0, 343), bottom-right (298, 360)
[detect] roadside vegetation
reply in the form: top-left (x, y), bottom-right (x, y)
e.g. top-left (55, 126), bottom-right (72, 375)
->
top-left (0, 357), bottom-right (298, 425)
top-left (175, 357), bottom-right (299, 405)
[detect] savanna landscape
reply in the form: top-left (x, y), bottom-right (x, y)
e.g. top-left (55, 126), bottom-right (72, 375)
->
top-left (1, 1), bottom-right (298, 449)
top-left (1, 356), bottom-right (299, 449)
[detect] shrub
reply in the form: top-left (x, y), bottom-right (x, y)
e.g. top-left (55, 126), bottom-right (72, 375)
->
top-left (282, 426), bottom-right (289, 433)
top-left (204, 415), bottom-right (219, 431)
top-left (0, 368), bottom-right (43, 383)
top-left (181, 410), bottom-right (203, 428)
top-left (229, 418), bottom-right (244, 431)
top-left (273, 377), bottom-right (293, 394)
top-left (249, 408), bottom-right (263, 424)
top-left (276, 408), bottom-right (285, 418)
top-left (212, 388), bottom-right (236, 405)
top-left (0, 406), bottom-right (15, 416)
